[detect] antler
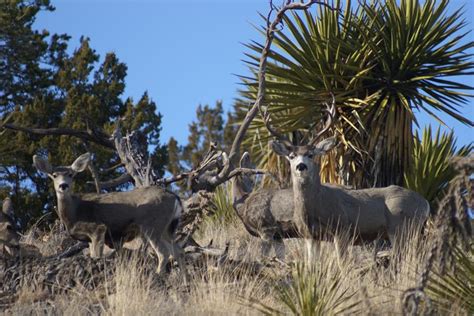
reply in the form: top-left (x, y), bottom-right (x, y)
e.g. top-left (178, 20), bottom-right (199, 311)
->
top-left (309, 93), bottom-right (336, 146)
top-left (227, 0), bottom-right (332, 163)
top-left (260, 103), bottom-right (293, 147)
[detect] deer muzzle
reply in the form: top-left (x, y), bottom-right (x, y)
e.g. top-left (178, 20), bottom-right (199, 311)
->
top-left (296, 163), bottom-right (308, 172)
top-left (58, 183), bottom-right (69, 191)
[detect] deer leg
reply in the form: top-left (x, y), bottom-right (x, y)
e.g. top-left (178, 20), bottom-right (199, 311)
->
top-left (146, 234), bottom-right (170, 275)
top-left (173, 243), bottom-right (189, 286)
top-left (161, 232), bottom-right (189, 286)
top-left (272, 238), bottom-right (286, 261)
top-left (260, 237), bottom-right (272, 259)
top-left (90, 225), bottom-right (106, 258)
top-left (170, 240), bottom-right (189, 286)
top-left (387, 226), bottom-right (397, 249)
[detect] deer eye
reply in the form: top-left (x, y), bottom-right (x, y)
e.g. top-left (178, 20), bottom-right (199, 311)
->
top-left (67, 172), bottom-right (73, 177)
top-left (289, 153), bottom-right (296, 159)
top-left (52, 173), bottom-right (57, 178)
top-left (307, 153), bottom-right (314, 159)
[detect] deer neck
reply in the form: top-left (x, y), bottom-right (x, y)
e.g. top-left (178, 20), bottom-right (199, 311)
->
top-left (55, 192), bottom-right (77, 230)
top-left (292, 170), bottom-right (321, 238)
top-left (232, 175), bottom-right (252, 214)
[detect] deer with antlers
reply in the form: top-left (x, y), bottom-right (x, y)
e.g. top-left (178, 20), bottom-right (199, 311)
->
top-left (263, 98), bottom-right (430, 260)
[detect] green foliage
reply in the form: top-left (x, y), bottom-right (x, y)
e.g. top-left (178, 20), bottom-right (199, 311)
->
top-left (246, 259), bottom-right (360, 315)
top-left (238, 0), bottom-right (474, 188)
top-left (182, 101), bottom-right (225, 168)
top-left (426, 244), bottom-right (474, 314)
top-left (404, 126), bottom-right (472, 207)
top-left (207, 184), bottom-right (236, 225)
top-left (166, 137), bottom-right (181, 176)
top-left (0, 1), bottom-right (167, 229)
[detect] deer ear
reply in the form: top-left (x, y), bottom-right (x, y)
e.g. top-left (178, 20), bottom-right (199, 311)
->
top-left (271, 141), bottom-right (291, 157)
top-left (240, 152), bottom-right (251, 168)
top-left (71, 153), bottom-right (91, 173)
top-left (314, 137), bottom-right (337, 154)
top-left (2, 198), bottom-right (14, 218)
top-left (33, 155), bottom-right (53, 175)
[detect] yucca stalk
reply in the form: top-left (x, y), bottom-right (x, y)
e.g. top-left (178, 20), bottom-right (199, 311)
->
top-left (238, 0), bottom-right (474, 188)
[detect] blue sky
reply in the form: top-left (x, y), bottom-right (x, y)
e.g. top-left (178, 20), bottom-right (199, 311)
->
top-left (34, 0), bottom-right (473, 147)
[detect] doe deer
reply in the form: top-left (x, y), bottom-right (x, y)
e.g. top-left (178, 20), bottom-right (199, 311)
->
top-left (1, 197), bottom-right (20, 256)
top-left (1, 197), bottom-right (41, 258)
top-left (0, 221), bottom-right (20, 257)
top-left (232, 152), bottom-right (298, 260)
top-left (33, 153), bottom-right (186, 276)
top-left (265, 99), bottom-right (430, 261)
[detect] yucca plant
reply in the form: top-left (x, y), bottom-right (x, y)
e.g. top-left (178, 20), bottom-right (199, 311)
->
top-left (245, 257), bottom-right (360, 315)
top-left (404, 125), bottom-right (472, 207)
top-left (206, 184), bottom-right (236, 225)
top-left (238, 0), bottom-right (474, 188)
top-left (426, 244), bottom-right (474, 314)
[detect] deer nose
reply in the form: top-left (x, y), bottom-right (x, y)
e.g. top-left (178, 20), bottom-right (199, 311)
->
top-left (296, 163), bottom-right (307, 171)
top-left (59, 183), bottom-right (69, 191)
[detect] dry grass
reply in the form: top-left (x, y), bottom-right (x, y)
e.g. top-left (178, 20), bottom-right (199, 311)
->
top-left (1, 216), bottom-right (462, 315)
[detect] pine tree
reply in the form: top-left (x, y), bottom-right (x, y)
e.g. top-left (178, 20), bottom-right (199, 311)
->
top-left (181, 101), bottom-right (225, 168)
top-left (166, 137), bottom-right (181, 176)
top-left (0, 1), bottom-right (167, 229)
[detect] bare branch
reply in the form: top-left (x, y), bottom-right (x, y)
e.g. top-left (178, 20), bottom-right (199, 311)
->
top-left (167, 1), bottom-right (332, 191)
top-left (1, 123), bottom-right (114, 149)
top-left (102, 162), bottom-right (124, 173)
top-left (0, 112), bottom-right (15, 136)
top-left (87, 160), bottom-right (101, 193)
top-left (81, 142), bottom-right (102, 193)
top-left (112, 122), bottom-right (160, 187)
top-left (229, 0), bottom-right (328, 162)
top-left (87, 173), bottom-right (133, 190)
top-left (227, 167), bottom-right (267, 179)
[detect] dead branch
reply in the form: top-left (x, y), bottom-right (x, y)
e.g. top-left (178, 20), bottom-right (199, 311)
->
top-left (87, 173), bottom-right (132, 190)
top-left (112, 123), bottom-right (160, 187)
top-left (176, 191), bottom-right (215, 245)
top-left (185, 0), bottom-right (331, 190)
top-left (1, 123), bottom-right (114, 149)
top-left (1, 1), bottom-right (331, 195)
top-left (102, 162), bottom-right (124, 173)
top-left (228, 0), bottom-right (331, 164)
top-left (87, 162), bottom-right (101, 194)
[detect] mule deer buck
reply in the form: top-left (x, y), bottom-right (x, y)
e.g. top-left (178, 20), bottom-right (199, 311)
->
top-left (264, 99), bottom-right (430, 261)
top-left (33, 153), bottom-right (186, 276)
top-left (232, 151), bottom-right (354, 260)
